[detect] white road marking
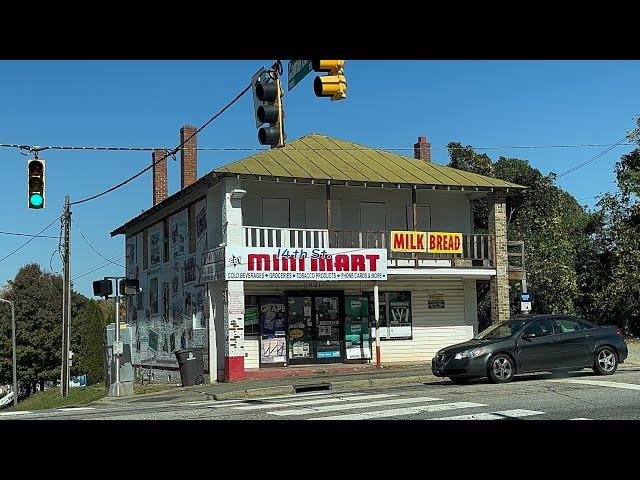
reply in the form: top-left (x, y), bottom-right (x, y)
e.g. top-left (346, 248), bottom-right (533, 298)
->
top-left (58, 407), bottom-right (95, 412)
top-left (0, 411), bottom-right (32, 416)
top-left (549, 379), bottom-right (640, 391)
top-left (267, 396), bottom-right (443, 416)
top-left (570, 418), bottom-right (592, 420)
top-left (234, 393), bottom-right (395, 411)
top-left (310, 401), bottom-right (486, 420)
top-left (434, 409), bottom-right (545, 420)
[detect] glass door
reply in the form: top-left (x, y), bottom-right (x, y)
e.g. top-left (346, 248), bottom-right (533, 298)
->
top-left (315, 296), bottom-right (343, 362)
top-left (287, 296), bottom-right (315, 363)
top-left (344, 296), bottom-right (371, 361)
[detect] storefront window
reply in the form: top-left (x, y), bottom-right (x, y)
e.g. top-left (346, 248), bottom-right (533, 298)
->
top-left (367, 291), bottom-right (412, 340)
top-left (244, 296), bottom-right (260, 336)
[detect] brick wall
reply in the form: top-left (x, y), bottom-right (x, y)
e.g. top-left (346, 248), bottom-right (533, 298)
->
top-left (414, 136), bottom-right (432, 162)
top-left (489, 193), bottom-right (510, 323)
top-left (152, 150), bottom-right (168, 205)
top-left (180, 125), bottom-right (197, 189)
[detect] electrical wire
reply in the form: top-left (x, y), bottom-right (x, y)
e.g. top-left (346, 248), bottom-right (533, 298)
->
top-left (0, 215), bottom-right (62, 265)
top-left (69, 80), bottom-right (255, 206)
top-left (0, 230), bottom-right (59, 239)
top-left (75, 223), bottom-right (126, 268)
top-left (72, 255), bottom-right (126, 281)
top-left (556, 136), bottom-right (630, 179)
top-left (1, 142), bottom-right (635, 153)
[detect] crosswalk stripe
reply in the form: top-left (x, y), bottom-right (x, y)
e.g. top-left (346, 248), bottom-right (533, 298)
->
top-left (434, 409), bottom-right (545, 420)
top-left (58, 407), bottom-right (96, 412)
top-left (0, 411), bottom-right (32, 416)
top-left (548, 379), bottom-right (640, 391)
top-left (570, 418), bottom-right (591, 420)
top-left (267, 396), bottom-right (443, 416)
top-left (310, 401), bottom-right (486, 420)
top-left (233, 393), bottom-right (395, 411)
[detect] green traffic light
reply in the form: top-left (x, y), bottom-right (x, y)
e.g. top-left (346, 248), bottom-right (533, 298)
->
top-left (29, 193), bottom-right (44, 207)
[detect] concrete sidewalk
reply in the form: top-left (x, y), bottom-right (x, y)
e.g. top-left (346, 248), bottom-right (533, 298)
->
top-left (95, 363), bottom-right (435, 406)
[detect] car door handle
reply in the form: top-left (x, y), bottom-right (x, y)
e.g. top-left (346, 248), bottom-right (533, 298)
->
top-left (585, 333), bottom-right (593, 338)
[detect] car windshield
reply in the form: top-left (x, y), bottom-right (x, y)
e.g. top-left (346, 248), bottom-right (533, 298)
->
top-left (475, 319), bottom-right (529, 339)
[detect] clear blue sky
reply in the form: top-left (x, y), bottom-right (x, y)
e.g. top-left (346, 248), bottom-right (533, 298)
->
top-left (1, 60), bottom-right (639, 297)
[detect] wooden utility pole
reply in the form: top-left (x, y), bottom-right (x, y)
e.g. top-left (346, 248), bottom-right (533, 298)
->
top-left (61, 196), bottom-right (71, 397)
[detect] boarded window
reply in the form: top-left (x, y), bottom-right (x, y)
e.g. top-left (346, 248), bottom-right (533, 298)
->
top-left (143, 229), bottom-right (148, 270)
top-left (163, 218), bottom-right (169, 263)
top-left (188, 204), bottom-right (196, 254)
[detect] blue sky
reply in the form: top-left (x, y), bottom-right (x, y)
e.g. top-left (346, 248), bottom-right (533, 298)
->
top-left (1, 60), bottom-right (639, 297)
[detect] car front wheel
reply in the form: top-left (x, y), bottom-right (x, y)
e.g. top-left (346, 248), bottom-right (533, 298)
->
top-left (593, 347), bottom-right (618, 375)
top-left (488, 354), bottom-right (515, 383)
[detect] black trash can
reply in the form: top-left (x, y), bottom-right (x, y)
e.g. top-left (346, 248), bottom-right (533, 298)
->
top-left (174, 348), bottom-right (205, 387)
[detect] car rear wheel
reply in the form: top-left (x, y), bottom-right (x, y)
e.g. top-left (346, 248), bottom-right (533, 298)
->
top-left (449, 377), bottom-right (469, 384)
top-left (488, 354), bottom-right (515, 383)
top-left (593, 347), bottom-right (618, 375)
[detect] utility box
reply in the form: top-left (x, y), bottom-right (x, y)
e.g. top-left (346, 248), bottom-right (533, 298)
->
top-left (104, 323), bottom-right (134, 396)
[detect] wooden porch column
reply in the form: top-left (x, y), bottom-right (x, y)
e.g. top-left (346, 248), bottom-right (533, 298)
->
top-left (412, 186), bottom-right (418, 231)
top-left (326, 182), bottom-right (332, 244)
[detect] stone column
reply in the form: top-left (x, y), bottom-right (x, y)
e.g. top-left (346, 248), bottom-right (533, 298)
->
top-left (489, 193), bottom-right (510, 323)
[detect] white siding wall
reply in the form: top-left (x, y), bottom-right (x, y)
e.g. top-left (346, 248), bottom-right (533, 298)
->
top-left (239, 180), bottom-right (473, 233)
top-left (244, 338), bottom-right (260, 369)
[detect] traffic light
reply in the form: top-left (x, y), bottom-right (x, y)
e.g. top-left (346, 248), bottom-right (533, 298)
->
top-left (27, 158), bottom-right (45, 209)
top-left (119, 278), bottom-right (141, 296)
top-left (252, 68), bottom-right (285, 148)
top-left (93, 279), bottom-right (113, 298)
top-left (312, 60), bottom-right (347, 101)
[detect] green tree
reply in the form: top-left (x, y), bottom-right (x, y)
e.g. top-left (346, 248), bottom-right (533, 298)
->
top-left (71, 298), bottom-right (107, 384)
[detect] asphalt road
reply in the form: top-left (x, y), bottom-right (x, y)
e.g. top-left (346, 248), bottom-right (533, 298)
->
top-left (3, 367), bottom-right (640, 420)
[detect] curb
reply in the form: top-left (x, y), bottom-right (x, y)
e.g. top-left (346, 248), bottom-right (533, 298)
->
top-left (212, 374), bottom-right (436, 401)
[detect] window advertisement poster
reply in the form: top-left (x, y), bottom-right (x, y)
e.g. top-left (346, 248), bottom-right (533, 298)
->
top-left (345, 296), bottom-right (371, 360)
top-left (427, 293), bottom-right (446, 309)
top-left (259, 297), bottom-right (287, 364)
top-left (369, 291), bottom-right (412, 340)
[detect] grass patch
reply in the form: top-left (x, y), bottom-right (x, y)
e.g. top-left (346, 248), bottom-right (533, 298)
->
top-left (133, 383), bottom-right (181, 395)
top-left (5, 383), bottom-right (106, 412)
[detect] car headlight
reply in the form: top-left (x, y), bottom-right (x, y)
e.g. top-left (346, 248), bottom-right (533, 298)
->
top-left (454, 348), bottom-right (487, 360)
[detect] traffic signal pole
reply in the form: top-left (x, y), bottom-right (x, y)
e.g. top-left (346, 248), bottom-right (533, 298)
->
top-left (61, 196), bottom-right (71, 397)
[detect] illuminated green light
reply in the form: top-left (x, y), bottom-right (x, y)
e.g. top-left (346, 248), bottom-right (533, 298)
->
top-left (29, 193), bottom-right (44, 207)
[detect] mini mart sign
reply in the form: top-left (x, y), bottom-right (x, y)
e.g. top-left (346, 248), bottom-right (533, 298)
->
top-left (391, 231), bottom-right (463, 254)
top-left (224, 247), bottom-right (387, 281)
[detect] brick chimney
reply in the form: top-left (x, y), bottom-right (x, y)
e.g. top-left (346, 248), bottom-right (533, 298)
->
top-left (152, 149), bottom-right (168, 205)
top-left (414, 136), bottom-right (432, 162)
top-left (180, 125), bottom-right (197, 189)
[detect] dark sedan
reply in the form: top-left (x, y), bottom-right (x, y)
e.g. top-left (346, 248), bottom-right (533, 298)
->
top-left (432, 314), bottom-right (628, 383)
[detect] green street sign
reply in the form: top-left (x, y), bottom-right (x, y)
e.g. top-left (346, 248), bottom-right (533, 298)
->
top-left (288, 60), bottom-right (312, 91)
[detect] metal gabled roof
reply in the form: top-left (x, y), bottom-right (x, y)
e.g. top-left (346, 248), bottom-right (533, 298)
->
top-left (215, 133), bottom-right (527, 189)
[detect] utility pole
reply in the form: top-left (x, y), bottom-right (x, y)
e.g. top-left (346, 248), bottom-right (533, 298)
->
top-left (61, 195), bottom-right (71, 397)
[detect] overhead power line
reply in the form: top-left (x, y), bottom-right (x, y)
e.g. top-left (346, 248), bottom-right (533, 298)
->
top-left (0, 215), bottom-right (62, 265)
top-left (75, 223), bottom-right (125, 269)
top-left (72, 255), bottom-right (125, 281)
top-left (556, 136), bottom-right (630, 179)
top-left (69, 79), bottom-right (255, 206)
top-left (0, 230), bottom-right (59, 239)
top-left (1, 142), bottom-right (635, 154)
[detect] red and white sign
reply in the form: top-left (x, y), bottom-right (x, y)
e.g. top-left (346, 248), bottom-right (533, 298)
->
top-left (225, 247), bottom-right (387, 281)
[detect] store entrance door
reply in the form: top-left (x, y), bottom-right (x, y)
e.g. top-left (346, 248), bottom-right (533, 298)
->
top-left (286, 293), bottom-right (343, 364)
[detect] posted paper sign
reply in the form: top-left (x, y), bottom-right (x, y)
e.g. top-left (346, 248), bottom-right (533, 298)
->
top-left (225, 247), bottom-right (387, 281)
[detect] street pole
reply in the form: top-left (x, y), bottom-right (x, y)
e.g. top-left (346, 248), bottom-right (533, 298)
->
top-left (113, 279), bottom-right (122, 396)
top-left (61, 195), bottom-right (71, 397)
top-left (207, 283), bottom-right (217, 384)
top-left (374, 282), bottom-right (381, 368)
top-left (0, 299), bottom-right (18, 407)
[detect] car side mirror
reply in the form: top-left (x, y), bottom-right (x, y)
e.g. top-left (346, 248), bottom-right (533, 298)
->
top-left (521, 333), bottom-right (536, 340)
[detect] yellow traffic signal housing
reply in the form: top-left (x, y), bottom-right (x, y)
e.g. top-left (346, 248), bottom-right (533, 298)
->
top-left (312, 60), bottom-right (347, 101)
top-left (27, 158), bottom-right (46, 209)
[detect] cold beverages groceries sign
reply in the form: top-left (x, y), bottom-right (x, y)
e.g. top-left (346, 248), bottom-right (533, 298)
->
top-left (391, 231), bottom-right (463, 254)
top-left (225, 247), bottom-right (387, 281)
